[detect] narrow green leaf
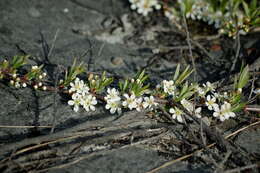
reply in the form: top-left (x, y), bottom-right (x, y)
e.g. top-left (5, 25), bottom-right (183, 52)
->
top-left (173, 64), bottom-right (180, 81)
top-left (237, 65), bottom-right (250, 89)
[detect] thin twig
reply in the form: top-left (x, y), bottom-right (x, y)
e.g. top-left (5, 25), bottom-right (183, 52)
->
top-left (0, 125), bottom-right (52, 128)
top-left (248, 70), bottom-right (256, 100)
top-left (183, 15), bottom-right (197, 81)
top-left (47, 29), bottom-right (60, 59)
top-left (230, 33), bottom-right (240, 72)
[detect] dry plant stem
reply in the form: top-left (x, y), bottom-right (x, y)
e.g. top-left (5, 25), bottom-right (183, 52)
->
top-left (146, 120), bottom-right (260, 173)
top-left (193, 33), bottom-right (221, 41)
top-left (47, 29), bottom-right (60, 59)
top-left (230, 33), bottom-right (240, 72)
top-left (183, 15), bottom-right (197, 81)
top-left (167, 26), bottom-right (216, 62)
top-left (244, 105), bottom-right (260, 113)
top-left (0, 125), bottom-right (52, 128)
top-left (223, 162), bottom-right (260, 173)
top-left (248, 70), bottom-right (256, 100)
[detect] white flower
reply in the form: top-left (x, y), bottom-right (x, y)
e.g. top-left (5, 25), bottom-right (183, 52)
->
top-left (181, 99), bottom-right (193, 112)
top-left (104, 88), bottom-right (121, 102)
top-left (81, 94), bottom-right (97, 112)
top-left (68, 93), bottom-right (82, 112)
top-left (169, 107), bottom-right (183, 123)
top-left (15, 81), bottom-right (20, 88)
top-left (142, 96), bottom-right (158, 110)
top-left (122, 93), bottom-right (138, 110)
top-left (181, 99), bottom-right (202, 118)
top-left (194, 107), bottom-right (202, 118)
top-left (205, 95), bottom-right (219, 111)
top-left (203, 82), bottom-right (215, 92)
top-left (105, 100), bottom-right (122, 114)
top-left (198, 87), bottom-right (206, 96)
top-left (129, 0), bottom-right (161, 16)
top-left (213, 92), bottom-right (221, 99)
top-left (162, 80), bottom-right (176, 95)
top-left (213, 102), bottom-right (236, 121)
top-left (69, 78), bottom-right (89, 94)
top-left (136, 97), bottom-right (143, 112)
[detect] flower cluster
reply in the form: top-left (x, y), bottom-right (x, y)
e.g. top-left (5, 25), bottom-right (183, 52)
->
top-left (104, 88), bottom-right (122, 114)
top-left (213, 102), bottom-right (236, 121)
top-left (104, 88), bottom-right (158, 114)
top-left (0, 56), bottom-right (251, 124)
top-left (68, 78), bottom-right (97, 112)
top-left (129, 0), bottom-right (161, 16)
top-left (166, 81), bottom-right (237, 123)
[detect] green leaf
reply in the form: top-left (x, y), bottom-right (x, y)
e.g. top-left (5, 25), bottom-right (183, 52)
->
top-left (233, 75), bottom-right (238, 90)
top-left (173, 64), bottom-right (180, 81)
top-left (123, 79), bottom-right (128, 92)
top-left (179, 81), bottom-right (189, 97)
top-left (231, 102), bottom-right (246, 112)
top-left (10, 55), bottom-right (28, 69)
top-left (175, 66), bottom-right (194, 85)
top-left (242, 1), bottom-right (250, 17)
top-left (250, 0), bottom-right (257, 9)
top-left (237, 65), bottom-right (250, 89)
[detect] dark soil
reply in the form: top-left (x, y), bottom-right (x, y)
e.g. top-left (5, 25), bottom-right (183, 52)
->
top-left (0, 0), bottom-right (259, 173)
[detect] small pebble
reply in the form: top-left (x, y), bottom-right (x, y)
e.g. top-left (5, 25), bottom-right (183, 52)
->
top-left (111, 57), bottom-right (124, 66)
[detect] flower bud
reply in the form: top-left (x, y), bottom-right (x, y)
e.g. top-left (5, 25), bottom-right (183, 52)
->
top-left (12, 73), bottom-right (17, 78)
top-left (32, 66), bottom-right (38, 70)
top-left (88, 73), bottom-right (94, 81)
top-left (10, 80), bottom-right (14, 85)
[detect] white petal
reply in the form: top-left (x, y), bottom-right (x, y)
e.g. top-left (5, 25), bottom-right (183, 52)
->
top-left (74, 105), bottom-right (79, 112)
top-left (169, 108), bottom-right (175, 114)
top-left (177, 115), bottom-right (183, 123)
top-left (213, 112), bottom-right (219, 117)
top-left (230, 112), bottom-right (236, 117)
top-left (105, 104), bottom-right (110, 110)
top-left (142, 102), bottom-right (148, 109)
top-left (110, 108), bottom-right (116, 114)
top-left (92, 99), bottom-right (97, 105)
top-left (220, 116), bottom-right (225, 121)
top-left (122, 101), bottom-right (127, 107)
top-left (90, 105), bottom-right (95, 111)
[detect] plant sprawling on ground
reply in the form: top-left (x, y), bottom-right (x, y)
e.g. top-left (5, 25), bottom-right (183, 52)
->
top-left (0, 55), bottom-right (257, 124)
